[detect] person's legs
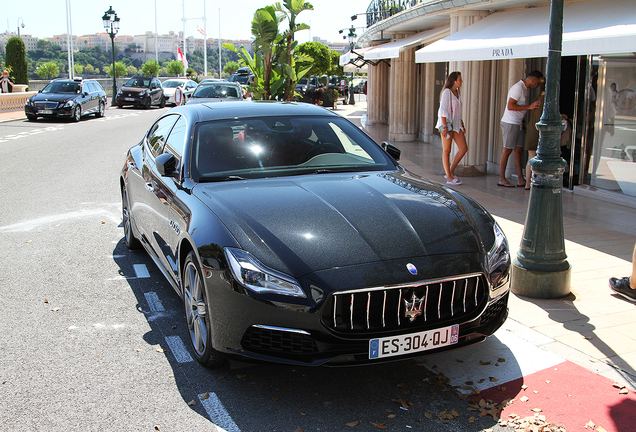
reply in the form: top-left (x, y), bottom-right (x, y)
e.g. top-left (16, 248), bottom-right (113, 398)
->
top-left (500, 122), bottom-right (518, 185)
top-left (609, 242), bottom-right (636, 301)
top-left (525, 150), bottom-right (536, 189)
top-left (441, 134), bottom-right (453, 180)
top-left (499, 148), bottom-right (513, 183)
top-left (449, 131), bottom-right (468, 178)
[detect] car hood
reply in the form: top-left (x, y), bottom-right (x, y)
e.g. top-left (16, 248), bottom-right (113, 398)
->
top-left (30, 92), bottom-right (78, 103)
top-left (186, 97), bottom-right (240, 104)
top-left (195, 171), bottom-right (489, 277)
top-left (163, 88), bottom-right (177, 95)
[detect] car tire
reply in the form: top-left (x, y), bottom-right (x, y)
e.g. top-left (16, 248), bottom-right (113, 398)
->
top-left (96, 101), bottom-right (105, 117)
top-left (182, 251), bottom-right (226, 368)
top-left (159, 96), bottom-right (166, 108)
top-left (72, 106), bottom-right (81, 122)
top-left (121, 185), bottom-right (141, 250)
top-left (26, 114), bottom-right (37, 121)
top-left (144, 98), bottom-right (152, 110)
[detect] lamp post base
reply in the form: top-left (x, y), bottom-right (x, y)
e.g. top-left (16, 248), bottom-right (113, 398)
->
top-left (511, 259), bottom-right (571, 299)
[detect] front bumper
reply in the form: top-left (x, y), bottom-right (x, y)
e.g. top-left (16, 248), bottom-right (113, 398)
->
top-left (202, 254), bottom-right (510, 366)
top-left (25, 104), bottom-right (74, 118)
top-left (114, 95), bottom-right (146, 107)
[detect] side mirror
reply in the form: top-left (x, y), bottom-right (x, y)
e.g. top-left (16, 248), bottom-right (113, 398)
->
top-left (381, 141), bottom-right (401, 162)
top-left (83, 91), bottom-right (89, 96)
top-left (156, 153), bottom-right (177, 176)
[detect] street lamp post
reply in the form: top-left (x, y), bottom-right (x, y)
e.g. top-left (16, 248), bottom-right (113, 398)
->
top-left (511, 0), bottom-right (571, 298)
top-left (102, 6), bottom-right (120, 106)
top-left (347, 26), bottom-right (357, 105)
top-left (17, 18), bottom-right (25, 38)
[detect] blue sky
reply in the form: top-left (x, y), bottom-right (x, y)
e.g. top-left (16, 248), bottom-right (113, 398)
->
top-left (5, 0), bottom-right (369, 44)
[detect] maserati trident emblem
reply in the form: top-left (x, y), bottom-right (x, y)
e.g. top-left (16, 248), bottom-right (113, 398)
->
top-left (404, 293), bottom-right (425, 322)
top-left (406, 263), bottom-right (418, 275)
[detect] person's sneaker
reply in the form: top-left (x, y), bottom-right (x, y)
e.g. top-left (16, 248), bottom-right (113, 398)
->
top-left (609, 276), bottom-right (636, 302)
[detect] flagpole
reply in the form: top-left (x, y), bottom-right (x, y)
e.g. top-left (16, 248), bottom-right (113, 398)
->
top-left (218, 8), bottom-right (221, 79)
top-left (203, 0), bottom-right (207, 77)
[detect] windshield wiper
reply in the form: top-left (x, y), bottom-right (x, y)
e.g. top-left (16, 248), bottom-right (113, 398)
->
top-left (199, 175), bottom-right (246, 182)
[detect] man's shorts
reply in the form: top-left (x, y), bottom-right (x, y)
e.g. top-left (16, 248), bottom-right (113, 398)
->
top-left (501, 122), bottom-right (525, 149)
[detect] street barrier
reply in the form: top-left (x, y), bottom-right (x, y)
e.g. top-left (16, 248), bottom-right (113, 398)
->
top-left (0, 92), bottom-right (37, 113)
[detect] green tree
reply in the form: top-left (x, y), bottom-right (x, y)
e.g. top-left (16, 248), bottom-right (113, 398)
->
top-left (185, 67), bottom-right (196, 78)
top-left (74, 63), bottom-right (84, 75)
top-left (166, 60), bottom-right (185, 77)
top-left (296, 41), bottom-right (330, 90)
top-left (328, 50), bottom-right (344, 77)
top-left (126, 65), bottom-right (138, 76)
top-left (35, 61), bottom-right (60, 80)
top-left (106, 61), bottom-right (127, 79)
top-left (6, 37), bottom-right (29, 85)
top-left (223, 61), bottom-right (240, 76)
top-left (84, 64), bottom-right (95, 75)
top-left (142, 60), bottom-right (160, 76)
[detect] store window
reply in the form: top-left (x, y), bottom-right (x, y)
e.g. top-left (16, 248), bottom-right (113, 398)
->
top-left (583, 56), bottom-right (636, 197)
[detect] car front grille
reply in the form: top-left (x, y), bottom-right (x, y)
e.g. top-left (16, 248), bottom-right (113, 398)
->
top-left (322, 274), bottom-right (488, 334)
top-left (242, 326), bottom-right (319, 355)
top-left (479, 293), bottom-right (508, 325)
top-left (34, 101), bottom-right (59, 109)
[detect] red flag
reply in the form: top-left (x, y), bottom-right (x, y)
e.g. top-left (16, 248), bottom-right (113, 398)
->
top-left (177, 47), bottom-right (188, 70)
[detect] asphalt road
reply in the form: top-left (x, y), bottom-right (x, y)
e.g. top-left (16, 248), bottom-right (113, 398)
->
top-left (0, 105), bottom-right (511, 432)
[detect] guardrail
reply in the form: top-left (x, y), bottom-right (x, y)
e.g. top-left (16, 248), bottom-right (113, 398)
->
top-left (0, 91), bottom-right (37, 113)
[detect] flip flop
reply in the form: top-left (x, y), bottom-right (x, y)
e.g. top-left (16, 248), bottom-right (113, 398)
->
top-left (497, 182), bottom-right (516, 188)
top-left (516, 184), bottom-right (526, 187)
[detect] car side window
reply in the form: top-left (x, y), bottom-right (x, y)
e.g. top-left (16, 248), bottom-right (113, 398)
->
top-left (146, 115), bottom-right (179, 158)
top-left (164, 116), bottom-right (187, 158)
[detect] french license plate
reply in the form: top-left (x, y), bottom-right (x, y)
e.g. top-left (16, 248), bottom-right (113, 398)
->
top-left (38, 109), bottom-right (52, 114)
top-left (124, 97), bottom-right (136, 102)
top-left (369, 324), bottom-right (459, 359)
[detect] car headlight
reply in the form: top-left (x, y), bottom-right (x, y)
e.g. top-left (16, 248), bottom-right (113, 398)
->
top-left (487, 222), bottom-right (510, 287)
top-left (140, 90), bottom-right (148, 96)
top-left (25, 99), bottom-right (32, 106)
top-left (64, 100), bottom-right (75, 107)
top-left (224, 248), bottom-right (305, 298)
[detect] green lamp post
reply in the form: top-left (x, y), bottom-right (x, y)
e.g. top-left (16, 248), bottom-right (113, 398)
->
top-left (511, 0), bottom-right (571, 298)
top-left (102, 6), bottom-right (120, 107)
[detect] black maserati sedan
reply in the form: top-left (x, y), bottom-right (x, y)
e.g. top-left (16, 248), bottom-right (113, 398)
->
top-left (120, 101), bottom-right (511, 368)
top-left (24, 78), bottom-right (107, 121)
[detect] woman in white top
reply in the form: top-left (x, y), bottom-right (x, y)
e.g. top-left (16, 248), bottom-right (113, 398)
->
top-left (436, 71), bottom-right (467, 185)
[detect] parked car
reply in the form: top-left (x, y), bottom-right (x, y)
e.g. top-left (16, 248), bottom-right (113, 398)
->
top-left (120, 101), bottom-right (511, 368)
top-left (353, 78), bottom-right (367, 94)
top-left (115, 76), bottom-right (166, 109)
top-left (186, 81), bottom-right (244, 104)
top-left (228, 67), bottom-right (255, 86)
top-left (162, 78), bottom-right (198, 106)
top-left (295, 76), bottom-right (318, 93)
top-left (24, 77), bottom-right (107, 122)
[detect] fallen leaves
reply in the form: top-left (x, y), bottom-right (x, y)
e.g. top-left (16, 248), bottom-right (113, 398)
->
top-left (613, 382), bottom-right (630, 394)
top-left (585, 420), bottom-right (608, 431)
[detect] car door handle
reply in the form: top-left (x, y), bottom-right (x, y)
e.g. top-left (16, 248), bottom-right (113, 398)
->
top-left (145, 182), bottom-right (154, 192)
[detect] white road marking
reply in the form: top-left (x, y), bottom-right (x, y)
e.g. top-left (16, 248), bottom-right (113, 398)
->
top-left (0, 208), bottom-right (116, 232)
top-left (165, 336), bottom-right (194, 363)
top-left (144, 291), bottom-right (164, 311)
top-left (134, 264), bottom-right (150, 278)
top-left (417, 321), bottom-right (565, 393)
top-left (199, 392), bottom-right (241, 432)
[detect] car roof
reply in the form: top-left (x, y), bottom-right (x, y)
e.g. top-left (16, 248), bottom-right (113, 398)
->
top-left (168, 100), bottom-right (342, 122)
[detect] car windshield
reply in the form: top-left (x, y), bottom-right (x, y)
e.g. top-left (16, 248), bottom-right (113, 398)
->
top-left (162, 80), bottom-right (184, 88)
top-left (191, 116), bottom-right (396, 182)
top-left (42, 81), bottom-right (81, 94)
top-left (191, 84), bottom-right (240, 99)
top-left (124, 78), bottom-right (151, 88)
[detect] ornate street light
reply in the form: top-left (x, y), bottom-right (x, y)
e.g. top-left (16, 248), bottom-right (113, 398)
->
top-left (347, 26), bottom-right (357, 105)
top-left (102, 6), bottom-right (120, 106)
top-left (17, 18), bottom-right (25, 38)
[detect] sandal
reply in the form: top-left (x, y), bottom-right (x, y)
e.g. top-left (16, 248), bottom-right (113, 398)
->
top-left (497, 182), bottom-right (516, 188)
top-left (446, 177), bottom-right (462, 185)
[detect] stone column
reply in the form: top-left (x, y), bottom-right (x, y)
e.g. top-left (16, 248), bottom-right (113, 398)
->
top-left (448, 11), bottom-right (491, 176)
top-left (389, 37), bottom-right (418, 141)
top-left (367, 58), bottom-right (390, 125)
top-left (421, 62), bottom-right (436, 141)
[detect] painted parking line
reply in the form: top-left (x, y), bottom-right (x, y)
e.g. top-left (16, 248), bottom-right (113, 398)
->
top-left (133, 264), bottom-right (150, 278)
top-left (144, 291), bottom-right (165, 312)
top-left (164, 336), bottom-right (194, 363)
top-left (199, 392), bottom-right (241, 432)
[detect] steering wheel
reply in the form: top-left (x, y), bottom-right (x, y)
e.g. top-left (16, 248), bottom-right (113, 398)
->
top-left (300, 143), bottom-right (344, 163)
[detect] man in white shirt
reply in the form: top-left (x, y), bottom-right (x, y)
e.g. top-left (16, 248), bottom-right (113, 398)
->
top-left (499, 70), bottom-right (543, 187)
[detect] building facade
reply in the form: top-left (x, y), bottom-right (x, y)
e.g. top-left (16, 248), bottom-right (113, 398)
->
top-left (353, 0), bottom-right (636, 207)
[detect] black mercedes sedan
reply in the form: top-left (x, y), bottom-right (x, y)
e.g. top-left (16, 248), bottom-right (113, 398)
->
top-left (120, 101), bottom-right (510, 368)
top-left (24, 78), bottom-right (107, 121)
